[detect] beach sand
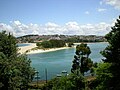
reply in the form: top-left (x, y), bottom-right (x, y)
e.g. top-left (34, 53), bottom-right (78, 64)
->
top-left (18, 43), bottom-right (70, 54)
top-left (18, 42), bottom-right (106, 54)
top-left (18, 43), bottom-right (37, 54)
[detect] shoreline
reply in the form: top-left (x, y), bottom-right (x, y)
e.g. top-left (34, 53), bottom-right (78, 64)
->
top-left (18, 43), bottom-right (70, 54)
top-left (18, 42), bottom-right (107, 54)
top-left (18, 43), bottom-right (37, 54)
top-left (27, 47), bottom-right (70, 54)
top-left (73, 41), bottom-right (107, 44)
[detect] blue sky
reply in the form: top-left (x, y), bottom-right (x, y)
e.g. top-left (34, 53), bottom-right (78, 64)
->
top-left (0, 0), bottom-right (120, 36)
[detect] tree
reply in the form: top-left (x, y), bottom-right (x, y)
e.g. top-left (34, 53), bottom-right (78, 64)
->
top-left (40, 41), bottom-right (52, 48)
top-left (41, 73), bottom-right (85, 90)
top-left (37, 40), bottom-right (66, 48)
top-left (68, 42), bottom-right (74, 47)
top-left (71, 43), bottom-right (93, 75)
top-left (0, 31), bottom-right (35, 90)
top-left (100, 16), bottom-right (120, 89)
top-left (89, 63), bottom-right (112, 90)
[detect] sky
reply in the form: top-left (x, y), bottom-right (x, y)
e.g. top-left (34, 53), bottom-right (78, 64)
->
top-left (0, 0), bottom-right (120, 37)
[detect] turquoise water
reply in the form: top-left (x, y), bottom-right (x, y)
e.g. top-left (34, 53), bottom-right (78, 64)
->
top-left (27, 42), bottom-right (108, 80)
top-left (18, 43), bottom-right (30, 47)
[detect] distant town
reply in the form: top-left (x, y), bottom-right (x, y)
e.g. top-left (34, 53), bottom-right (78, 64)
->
top-left (17, 34), bottom-right (106, 43)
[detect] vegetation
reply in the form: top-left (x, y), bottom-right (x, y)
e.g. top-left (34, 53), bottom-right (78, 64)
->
top-left (39, 73), bottom-right (85, 90)
top-left (36, 39), bottom-right (66, 48)
top-left (97, 16), bottom-right (120, 89)
top-left (68, 42), bottom-right (74, 47)
top-left (71, 43), bottom-right (93, 75)
top-left (88, 16), bottom-right (120, 90)
top-left (65, 36), bottom-right (104, 43)
top-left (0, 31), bottom-right (35, 90)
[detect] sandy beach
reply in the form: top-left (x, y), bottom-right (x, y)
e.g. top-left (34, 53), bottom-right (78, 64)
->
top-left (18, 43), bottom-right (37, 54)
top-left (18, 42), bottom-right (107, 54)
top-left (18, 43), bottom-right (70, 54)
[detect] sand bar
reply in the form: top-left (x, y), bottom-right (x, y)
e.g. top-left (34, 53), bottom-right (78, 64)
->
top-left (18, 43), bottom-right (70, 54)
top-left (18, 43), bottom-right (37, 54)
top-left (27, 47), bottom-right (70, 54)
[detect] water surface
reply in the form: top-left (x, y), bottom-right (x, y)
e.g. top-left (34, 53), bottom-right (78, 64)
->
top-left (28, 42), bottom-right (108, 80)
top-left (18, 43), bottom-right (30, 47)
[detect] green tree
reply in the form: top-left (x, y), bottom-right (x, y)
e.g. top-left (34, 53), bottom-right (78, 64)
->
top-left (71, 43), bottom-right (93, 75)
top-left (100, 16), bottom-right (120, 89)
top-left (41, 73), bottom-right (85, 90)
top-left (68, 42), bottom-right (74, 47)
top-left (0, 31), bottom-right (35, 90)
top-left (89, 63), bottom-right (112, 90)
top-left (49, 39), bottom-right (65, 48)
top-left (37, 40), bottom-right (66, 48)
top-left (40, 41), bottom-right (52, 48)
top-left (0, 31), bottom-right (17, 58)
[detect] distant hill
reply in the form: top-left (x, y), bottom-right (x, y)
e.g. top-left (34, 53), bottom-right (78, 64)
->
top-left (17, 34), bottom-right (106, 43)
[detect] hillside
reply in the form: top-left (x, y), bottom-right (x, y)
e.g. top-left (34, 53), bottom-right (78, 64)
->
top-left (17, 34), bottom-right (106, 43)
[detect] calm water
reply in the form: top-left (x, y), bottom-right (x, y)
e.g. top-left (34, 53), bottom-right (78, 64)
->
top-left (18, 43), bottom-right (30, 47)
top-left (27, 42), bottom-right (108, 80)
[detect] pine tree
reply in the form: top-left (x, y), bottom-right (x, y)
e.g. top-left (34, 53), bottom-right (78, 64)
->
top-left (71, 43), bottom-right (93, 75)
top-left (101, 16), bottom-right (120, 89)
top-left (0, 31), bottom-right (35, 90)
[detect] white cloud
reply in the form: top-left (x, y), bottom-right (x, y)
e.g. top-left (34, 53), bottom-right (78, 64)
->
top-left (103, 0), bottom-right (120, 9)
top-left (64, 22), bottom-right (84, 35)
top-left (0, 20), bottom-right (113, 36)
top-left (0, 23), bottom-right (15, 35)
top-left (97, 8), bottom-right (107, 12)
top-left (85, 11), bottom-right (90, 15)
top-left (44, 22), bottom-right (62, 35)
top-left (14, 20), bottom-right (21, 25)
top-left (45, 22), bottom-right (59, 27)
top-left (100, 1), bottom-right (103, 5)
top-left (80, 23), bottom-right (111, 35)
top-left (65, 22), bottom-right (79, 30)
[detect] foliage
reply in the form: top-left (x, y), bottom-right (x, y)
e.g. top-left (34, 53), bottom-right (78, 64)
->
top-left (65, 37), bottom-right (104, 43)
top-left (38, 41), bottom-right (52, 48)
top-left (90, 16), bottom-right (120, 89)
top-left (76, 43), bottom-right (91, 57)
top-left (0, 31), bottom-right (18, 58)
top-left (0, 31), bottom-right (35, 90)
top-left (41, 72), bottom-right (86, 90)
top-left (36, 39), bottom-right (66, 48)
top-left (99, 16), bottom-right (120, 89)
top-left (68, 42), bottom-right (74, 47)
top-left (91, 63), bottom-right (112, 90)
top-left (71, 43), bottom-right (93, 75)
